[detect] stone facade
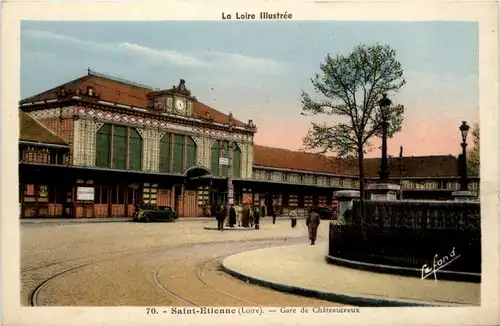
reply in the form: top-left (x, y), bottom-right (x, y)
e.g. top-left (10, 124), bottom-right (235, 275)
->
top-left (27, 106), bottom-right (254, 178)
top-left (72, 119), bottom-right (103, 166)
top-left (137, 128), bottom-right (164, 172)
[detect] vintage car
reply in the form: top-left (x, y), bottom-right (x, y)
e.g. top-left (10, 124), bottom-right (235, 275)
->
top-left (133, 205), bottom-right (178, 223)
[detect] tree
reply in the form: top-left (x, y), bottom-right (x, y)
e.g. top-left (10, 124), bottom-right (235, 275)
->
top-left (468, 123), bottom-right (479, 175)
top-left (301, 43), bottom-right (406, 226)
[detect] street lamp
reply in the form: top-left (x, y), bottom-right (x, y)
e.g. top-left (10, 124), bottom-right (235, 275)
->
top-left (378, 93), bottom-right (392, 182)
top-left (459, 121), bottom-right (470, 191)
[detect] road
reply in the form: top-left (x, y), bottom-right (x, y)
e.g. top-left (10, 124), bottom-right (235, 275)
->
top-left (21, 218), bottom-right (344, 307)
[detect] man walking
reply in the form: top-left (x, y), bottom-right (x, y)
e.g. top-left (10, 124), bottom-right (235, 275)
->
top-left (272, 205), bottom-right (277, 224)
top-left (216, 205), bottom-right (226, 231)
top-left (253, 207), bottom-right (260, 229)
top-left (306, 207), bottom-right (321, 245)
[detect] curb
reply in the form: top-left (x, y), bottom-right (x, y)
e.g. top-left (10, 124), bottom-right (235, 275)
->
top-left (221, 259), bottom-right (459, 307)
top-left (204, 227), bottom-right (257, 231)
top-left (20, 219), bottom-right (131, 224)
top-left (325, 255), bottom-right (481, 283)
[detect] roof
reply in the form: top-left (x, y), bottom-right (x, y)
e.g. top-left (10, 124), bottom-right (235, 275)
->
top-left (253, 145), bottom-right (358, 175)
top-left (20, 71), bottom-right (247, 127)
top-left (253, 145), bottom-right (462, 178)
top-left (19, 111), bottom-right (68, 146)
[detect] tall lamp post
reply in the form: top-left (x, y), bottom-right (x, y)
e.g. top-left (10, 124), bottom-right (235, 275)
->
top-left (459, 121), bottom-right (470, 191)
top-left (378, 93), bottom-right (392, 183)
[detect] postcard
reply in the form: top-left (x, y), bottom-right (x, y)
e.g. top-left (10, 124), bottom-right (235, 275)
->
top-left (1, 1), bottom-right (498, 326)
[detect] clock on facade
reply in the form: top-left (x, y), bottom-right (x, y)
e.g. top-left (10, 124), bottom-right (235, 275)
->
top-left (174, 99), bottom-right (185, 113)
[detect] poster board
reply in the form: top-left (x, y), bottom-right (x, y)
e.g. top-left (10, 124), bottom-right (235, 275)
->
top-left (76, 187), bottom-right (95, 201)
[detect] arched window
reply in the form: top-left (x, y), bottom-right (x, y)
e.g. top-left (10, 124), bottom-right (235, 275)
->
top-left (211, 140), bottom-right (237, 177)
top-left (233, 143), bottom-right (241, 178)
top-left (129, 128), bottom-right (142, 170)
top-left (113, 125), bottom-right (127, 170)
top-left (211, 141), bottom-right (220, 176)
top-left (172, 134), bottom-right (184, 173)
top-left (159, 133), bottom-right (171, 173)
top-left (186, 136), bottom-right (197, 169)
top-left (96, 124), bottom-right (111, 168)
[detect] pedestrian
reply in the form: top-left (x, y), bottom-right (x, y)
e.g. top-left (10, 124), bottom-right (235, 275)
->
top-left (249, 207), bottom-right (254, 228)
top-left (253, 207), bottom-right (260, 229)
top-left (236, 204), bottom-right (242, 227)
top-left (306, 207), bottom-right (321, 245)
top-left (272, 205), bottom-right (277, 224)
top-left (289, 209), bottom-right (297, 228)
top-left (229, 205), bottom-right (236, 228)
top-left (216, 205), bottom-right (225, 231)
top-left (242, 204), bottom-right (250, 228)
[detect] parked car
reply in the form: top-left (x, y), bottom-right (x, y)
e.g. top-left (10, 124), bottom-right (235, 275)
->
top-left (133, 205), bottom-right (178, 223)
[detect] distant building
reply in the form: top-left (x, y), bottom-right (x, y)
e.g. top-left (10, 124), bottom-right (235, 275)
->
top-left (18, 70), bottom-right (479, 218)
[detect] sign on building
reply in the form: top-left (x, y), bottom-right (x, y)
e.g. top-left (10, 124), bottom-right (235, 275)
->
top-left (219, 157), bottom-right (230, 166)
top-left (76, 187), bottom-right (95, 201)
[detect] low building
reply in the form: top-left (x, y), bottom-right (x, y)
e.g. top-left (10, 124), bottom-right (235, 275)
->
top-left (18, 70), bottom-right (479, 218)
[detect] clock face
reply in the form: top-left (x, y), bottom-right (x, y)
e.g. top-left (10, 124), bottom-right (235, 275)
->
top-left (175, 99), bottom-right (185, 112)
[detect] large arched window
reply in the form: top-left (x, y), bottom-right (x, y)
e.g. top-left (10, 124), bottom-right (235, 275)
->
top-left (211, 140), bottom-right (239, 177)
top-left (113, 125), bottom-right (127, 170)
top-left (96, 124), bottom-right (111, 168)
top-left (159, 133), bottom-right (171, 173)
top-left (95, 124), bottom-right (142, 170)
top-left (129, 128), bottom-right (142, 170)
top-left (186, 136), bottom-right (197, 169)
top-left (211, 141), bottom-right (220, 176)
top-left (232, 144), bottom-right (241, 178)
top-left (172, 134), bottom-right (184, 173)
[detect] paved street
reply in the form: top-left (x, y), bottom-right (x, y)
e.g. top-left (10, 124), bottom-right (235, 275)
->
top-left (21, 218), bottom-right (341, 306)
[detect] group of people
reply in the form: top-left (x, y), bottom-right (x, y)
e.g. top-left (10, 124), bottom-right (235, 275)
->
top-left (215, 204), bottom-right (261, 231)
top-left (214, 204), bottom-right (321, 246)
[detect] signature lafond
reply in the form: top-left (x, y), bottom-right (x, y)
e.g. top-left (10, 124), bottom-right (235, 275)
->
top-left (421, 247), bottom-right (460, 281)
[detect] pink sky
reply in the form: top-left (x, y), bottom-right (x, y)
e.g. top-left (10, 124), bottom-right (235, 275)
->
top-left (253, 111), bottom-right (478, 158)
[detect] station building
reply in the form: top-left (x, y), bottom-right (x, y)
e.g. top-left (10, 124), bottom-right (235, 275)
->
top-left (18, 70), bottom-right (480, 218)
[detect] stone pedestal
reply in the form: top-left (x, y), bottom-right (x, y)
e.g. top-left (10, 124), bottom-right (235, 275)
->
top-left (366, 183), bottom-right (401, 201)
top-left (452, 190), bottom-right (477, 201)
top-left (332, 190), bottom-right (360, 225)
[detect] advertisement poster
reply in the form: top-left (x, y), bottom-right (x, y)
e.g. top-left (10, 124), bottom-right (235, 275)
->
top-left (26, 184), bottom-right (34, 196)
top-left (39, 185), bottom-right (48, 198)
top-left (242, 193), bottom-right (253, 204)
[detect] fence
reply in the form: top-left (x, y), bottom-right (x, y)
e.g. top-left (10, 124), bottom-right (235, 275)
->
top-left (328, 200), bottom-right (481, 276)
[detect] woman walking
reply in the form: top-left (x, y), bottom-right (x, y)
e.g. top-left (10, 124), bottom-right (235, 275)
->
top-left (229, 205), bottom-right (236, 228)
top-left (289, 209), bottom-right (297, 228)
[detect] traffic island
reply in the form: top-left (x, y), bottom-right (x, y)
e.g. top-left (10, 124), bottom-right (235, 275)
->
top-left (221, 243), bottom-right (480, 307)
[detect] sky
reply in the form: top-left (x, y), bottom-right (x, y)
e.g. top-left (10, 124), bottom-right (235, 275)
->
top-left (21, 21), bottom-right (479, 158)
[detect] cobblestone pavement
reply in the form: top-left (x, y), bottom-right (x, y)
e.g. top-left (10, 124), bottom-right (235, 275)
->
top-left (21, 219), bottom-right (343, 306)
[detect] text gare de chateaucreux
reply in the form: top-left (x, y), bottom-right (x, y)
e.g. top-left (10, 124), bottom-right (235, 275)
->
top-left (221, 12), bottom-right (293, 20)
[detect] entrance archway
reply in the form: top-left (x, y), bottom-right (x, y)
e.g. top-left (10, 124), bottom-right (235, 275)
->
top-left (184, 166), bottom-right (212, 180)
top-left (182, 166), bottom-right (213, 217)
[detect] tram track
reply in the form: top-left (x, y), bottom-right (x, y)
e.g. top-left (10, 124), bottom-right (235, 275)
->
top-left (154, 254), bottom-right (261, 307)
top-left (24, 237), bottom-right (309, 307)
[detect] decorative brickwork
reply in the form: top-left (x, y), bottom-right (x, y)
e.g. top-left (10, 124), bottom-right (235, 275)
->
top-left (241, 142), bottom-right (254, 179)
top-left (137, 128), bottom-right (162, 172)
top-left (73, 119), bottom-right (99, 166)
top-left (206, 138), bottom-right (217, 171)
top-left (191, 136), bottom-right (207, 168)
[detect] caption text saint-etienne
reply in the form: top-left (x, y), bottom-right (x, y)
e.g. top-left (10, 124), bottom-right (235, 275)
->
top-left (222, 12), bottom-right (293, 20)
